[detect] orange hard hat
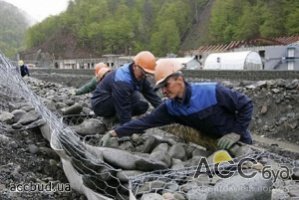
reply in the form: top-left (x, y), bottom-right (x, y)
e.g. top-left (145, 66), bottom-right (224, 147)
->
top-left (133, 51), bottom-right (156, 74)
top-left (154, 58), bottom-right (184, 87)
top-left (94, 62), bottom-right (108, 76)
top-left (96, 67), bottom-right (111, 81)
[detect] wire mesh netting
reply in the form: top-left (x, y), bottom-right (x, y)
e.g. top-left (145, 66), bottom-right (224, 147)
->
top-left (0, 54), bottom-right (129, 199)
top-left (129, 148), bottom-right (296, 199)
top-left (0, 53), bottom-right (297, 200)
top-left (62, 114), bottom-right (95, 126)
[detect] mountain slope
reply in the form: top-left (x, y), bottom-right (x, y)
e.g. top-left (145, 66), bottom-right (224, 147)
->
top-left (22, 0), bottom-right (299, 59)
top-left (0, 0), bottom-right (32, 58)
top-left (180, 0), bottom-right (215, 51)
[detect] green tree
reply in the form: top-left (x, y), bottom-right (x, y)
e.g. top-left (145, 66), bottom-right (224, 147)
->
top-left (150, 20), bottom-right (180, 56)
top-left (0, 1), bottom-right (30, 57)
top-left (234, 3), bottom-right (261, 40)
top-left (285, 8), bottom-right (299, 34)
top-left (209, 0), bottom-right (232, 42)
top-left (23, 0), bottom-right (299, 57)
top-left (284, 0), bottom-right (299, 35)
top-left (259, 1), bottom-right (285, 37)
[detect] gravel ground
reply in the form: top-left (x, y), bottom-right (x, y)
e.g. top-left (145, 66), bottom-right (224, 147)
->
top-left (0, 126), bottom-right (87, 200)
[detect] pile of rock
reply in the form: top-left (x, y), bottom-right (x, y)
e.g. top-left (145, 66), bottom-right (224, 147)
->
top-left (1, 77), bottom-right (299, 200)
top-left (0, 100), bottom-right (85, 199)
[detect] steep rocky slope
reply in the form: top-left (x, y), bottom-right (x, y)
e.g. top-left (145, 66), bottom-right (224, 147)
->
top-left (0, 0), bottom-right (33, 58)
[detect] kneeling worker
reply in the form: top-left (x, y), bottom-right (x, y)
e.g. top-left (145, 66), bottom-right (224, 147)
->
top-left (91, 51), bottom-right (162, 126)
top-left (74, 62), bottom-right (111, 95)
top-left (102, 59), bottom-right (253, 150)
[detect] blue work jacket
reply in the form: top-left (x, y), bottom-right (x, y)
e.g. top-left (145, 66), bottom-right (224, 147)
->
top-left (115, 82), bottom-right (253, 143)
top-left (91, 63), bottom-right (161, 124)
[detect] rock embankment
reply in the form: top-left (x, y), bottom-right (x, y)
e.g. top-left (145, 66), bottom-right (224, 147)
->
top-left (0, 77), bottom-right (298, 200)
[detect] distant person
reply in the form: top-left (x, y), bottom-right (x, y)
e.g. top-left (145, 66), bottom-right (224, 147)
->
top-left (18, 60), bottom-right (30, 77)
top-left (198, 55), bottom-right (204, 69)
top-left (54, 62), bottom-right (59, 69)
top-left (101, 59), bottom-right (253, 149)
top-left (73, 63), bottom-right (111, 95)
top-left (91, 51), bottom-right (162, 126)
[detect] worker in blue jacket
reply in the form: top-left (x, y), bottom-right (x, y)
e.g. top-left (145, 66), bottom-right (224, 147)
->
top-left (91, 51), bottom-right (162, 126)
top-left (101, 59), bottom-right (253, 150)
top-left (18, 60), bottom-right (30, 77)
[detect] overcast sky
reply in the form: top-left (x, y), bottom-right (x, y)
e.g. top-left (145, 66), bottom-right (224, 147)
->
top-left (2, 0), bottom-right (69, 22)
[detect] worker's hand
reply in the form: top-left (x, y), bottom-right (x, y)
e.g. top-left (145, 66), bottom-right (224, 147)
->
top-left (217, 132), bottom-right (241, 150)
top-left (99, 130), bottom-right (117, 147)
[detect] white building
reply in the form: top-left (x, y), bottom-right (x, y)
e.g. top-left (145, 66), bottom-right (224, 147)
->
top-left (204, 51), bottom-right (263, 70)
top-left (158, 56), bottom-right (202, 70)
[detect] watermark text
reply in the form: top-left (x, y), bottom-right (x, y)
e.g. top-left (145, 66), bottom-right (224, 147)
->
top-left (9, 182), bottom-right (71, 193)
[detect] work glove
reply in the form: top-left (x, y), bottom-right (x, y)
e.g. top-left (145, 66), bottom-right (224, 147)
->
top-left (99, 130), bottom-right (117, 147)
top-left (217, 132), bottom-right (241, 150)
top-left (70, 89), bottom-right (77, 96)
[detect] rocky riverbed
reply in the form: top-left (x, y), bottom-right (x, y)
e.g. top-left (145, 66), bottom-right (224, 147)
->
top-left (0, 76), bottom-right (298, 200)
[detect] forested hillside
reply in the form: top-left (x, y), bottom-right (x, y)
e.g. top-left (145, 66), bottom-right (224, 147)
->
top-left (208, 0), bottom-right (299, 43)
top-left (24, 0), bottom-right (299, 58)
top-left (25, 0), bottom-right (208, 57)
top-left (0, 1), bottom-right (32, 58)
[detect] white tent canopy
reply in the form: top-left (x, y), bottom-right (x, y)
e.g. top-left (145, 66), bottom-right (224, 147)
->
top-left (204, 51), bottom-right (263, 70)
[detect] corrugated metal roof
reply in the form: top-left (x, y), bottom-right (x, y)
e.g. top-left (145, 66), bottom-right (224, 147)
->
top-left (273, 35), bottom-right (299, 44)
top-left (185, 35), bottom-right (299, 55)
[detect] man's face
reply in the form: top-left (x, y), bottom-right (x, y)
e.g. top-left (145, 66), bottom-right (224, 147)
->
top-left (160, 76), bottom-right (183, 99)
top-left (133, 64), bottom-right (147, 81)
